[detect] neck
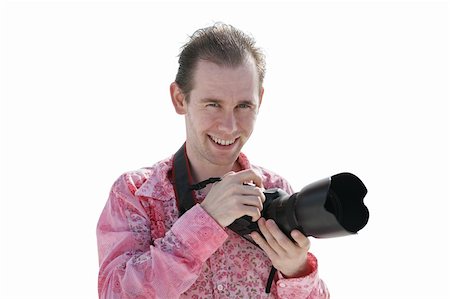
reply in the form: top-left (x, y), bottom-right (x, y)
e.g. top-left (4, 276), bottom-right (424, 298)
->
top-left (190, 157), bottom-right (241, 183)
top-left (185, 146), bottom-right (241, 184)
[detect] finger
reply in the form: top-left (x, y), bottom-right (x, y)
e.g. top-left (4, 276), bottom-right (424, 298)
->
top-left (257, 218), bottom-right (286, 254)
top-left (263, 219), bottom-right (298, 252)
top-left (217, 172), bottom-right (236, 186)
top-left (290, 230), bottom-right (311, 249)
top-left (250, 231), bottom-right (277, 260)
top-left (236, 185), bottom-right (265, 204)
top-left (231, 169), bottom-right (264, 188)
top-left (239, 195), bottom-right (264, 211)
top-left (239, 205), bottom-right (262, 222)
top-left (222, 171), bottom-right (236, 178)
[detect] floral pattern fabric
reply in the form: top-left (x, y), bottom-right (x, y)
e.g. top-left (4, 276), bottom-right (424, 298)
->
top-left (97, 152), bottom-right (330, 298)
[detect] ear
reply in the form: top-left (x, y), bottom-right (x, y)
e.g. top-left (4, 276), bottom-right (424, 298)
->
top-left (258, 86), bottom-right (264, 108)
top-left (170, 82), bottom-right (187, 115)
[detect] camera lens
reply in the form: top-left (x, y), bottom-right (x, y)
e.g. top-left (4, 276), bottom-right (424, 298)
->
top-left (324, 188), bottom-right (344, 223)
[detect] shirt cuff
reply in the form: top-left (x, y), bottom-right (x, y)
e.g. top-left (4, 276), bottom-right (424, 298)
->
top-left (171, 204), bottom-right (228, 262)
top-left (275, 253), bottom-right (320, 295)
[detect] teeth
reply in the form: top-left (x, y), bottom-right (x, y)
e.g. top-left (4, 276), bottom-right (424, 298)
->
top-left (210, 135), bottom-right (236, 146)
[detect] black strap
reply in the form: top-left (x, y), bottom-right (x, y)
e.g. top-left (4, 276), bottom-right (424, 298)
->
top-left (173, 143), bottom-right (222, 215)
top-left (190, 177), bottom-right (222, 191)
top-left (173, 143), bottom-right (197, 216)
top-left (266, 266), bottom-right (276, 293)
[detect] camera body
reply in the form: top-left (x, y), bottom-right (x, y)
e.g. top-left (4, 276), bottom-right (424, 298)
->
top-left (228, 172), bottom-right (369, 239)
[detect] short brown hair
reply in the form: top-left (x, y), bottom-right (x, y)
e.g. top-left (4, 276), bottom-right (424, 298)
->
top-left (175, 23), bottom-right (266, 99)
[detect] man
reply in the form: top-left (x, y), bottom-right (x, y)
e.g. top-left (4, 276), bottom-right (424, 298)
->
top-left (97, 23), bottom-right (329, 298)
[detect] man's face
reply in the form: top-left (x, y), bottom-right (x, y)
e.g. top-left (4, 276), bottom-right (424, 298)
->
top-left (183, 58), bottom-right (263, 169)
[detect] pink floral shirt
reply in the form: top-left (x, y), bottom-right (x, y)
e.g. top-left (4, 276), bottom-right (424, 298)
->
top-left (97, 152), bottom-right (330, 298)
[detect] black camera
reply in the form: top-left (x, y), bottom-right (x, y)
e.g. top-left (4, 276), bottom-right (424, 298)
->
top-left (228, 172), bottom-right (369, 239)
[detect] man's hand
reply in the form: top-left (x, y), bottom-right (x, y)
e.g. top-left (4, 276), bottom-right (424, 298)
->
top-left (200, 169), bottom-right (266, 227)
top-left (250, 218), bottom-right (311, 278)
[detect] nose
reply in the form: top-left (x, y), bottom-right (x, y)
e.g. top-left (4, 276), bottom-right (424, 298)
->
top-left (217, 110), bottom-right (237, 133)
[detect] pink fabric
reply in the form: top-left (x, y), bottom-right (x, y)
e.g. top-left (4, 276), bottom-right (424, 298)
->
top-left (97, 152), bottom-right (330, 298)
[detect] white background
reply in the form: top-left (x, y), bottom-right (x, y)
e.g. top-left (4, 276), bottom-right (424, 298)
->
top-left (1, 0), bottom-right (449, 298)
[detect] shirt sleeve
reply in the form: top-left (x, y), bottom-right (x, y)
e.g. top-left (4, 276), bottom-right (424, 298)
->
top-left (96, 174), bottom-right (228, 299)
top-left (274, 253), bottom-right (330, 298)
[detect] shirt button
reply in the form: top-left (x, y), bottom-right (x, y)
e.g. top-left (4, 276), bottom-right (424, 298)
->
top-left (279, 282), bottom-right (287, 288)
top-left (217, 284), bottom-right (224, 291)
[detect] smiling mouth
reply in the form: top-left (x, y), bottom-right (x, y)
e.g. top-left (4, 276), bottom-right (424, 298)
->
top-left (208, 135), bottom-right (238, 146)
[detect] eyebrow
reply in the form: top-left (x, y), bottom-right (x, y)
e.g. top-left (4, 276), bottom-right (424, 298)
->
top-left (199, 98), bottom-right (256, 106)
top-left (238, 100), bottom-right (256, 106)
top-left (199, 98), bottom-right (221, 103)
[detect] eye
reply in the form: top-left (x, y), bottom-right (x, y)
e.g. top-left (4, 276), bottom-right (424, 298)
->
top-left (237, 103), bottom-right (251, 109)
top-left (206, 103), bottom-right (220, 108)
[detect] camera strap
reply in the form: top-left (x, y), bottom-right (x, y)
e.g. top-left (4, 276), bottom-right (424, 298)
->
top-left (172, 143), bottom-right (221, 216)
top-left (172, 142), bottom-right (276, 294)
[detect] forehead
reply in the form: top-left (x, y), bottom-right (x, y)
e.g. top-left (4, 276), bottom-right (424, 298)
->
top-left (190, 59), bottom-right (260, 101)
